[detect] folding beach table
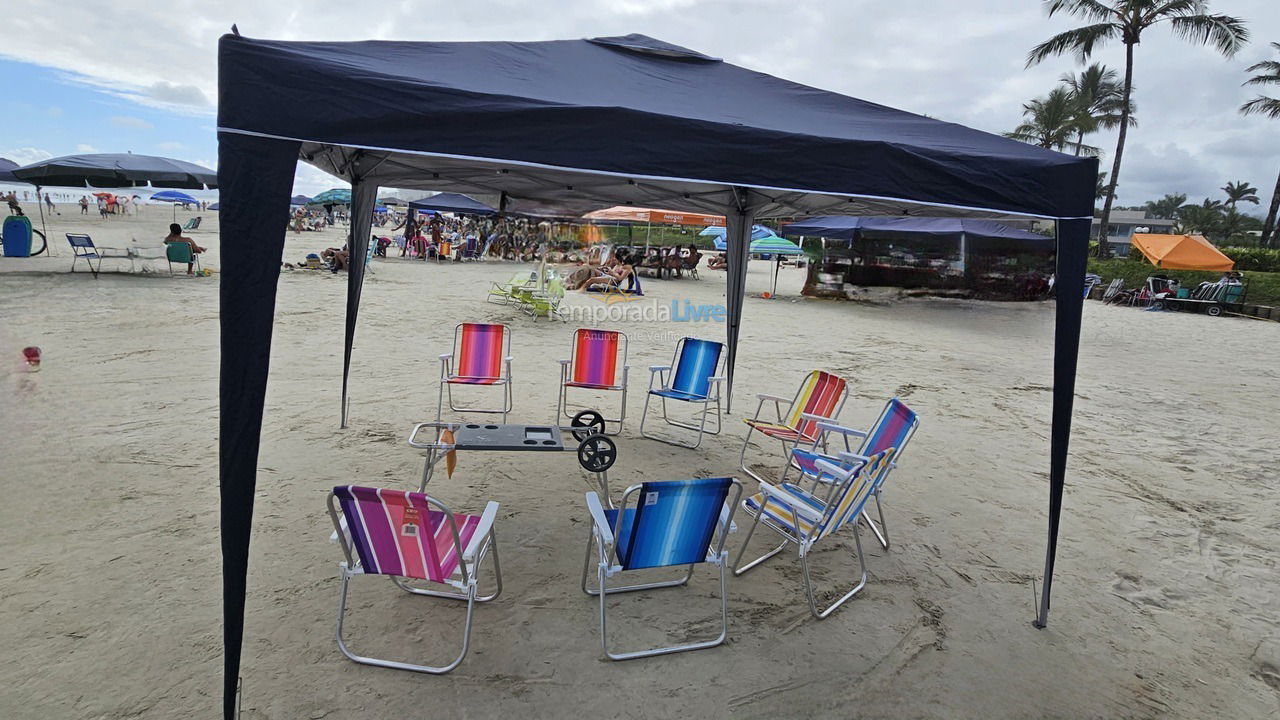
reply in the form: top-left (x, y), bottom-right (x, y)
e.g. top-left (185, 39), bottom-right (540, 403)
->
top-left (408, 411), bottom-right (619, 502)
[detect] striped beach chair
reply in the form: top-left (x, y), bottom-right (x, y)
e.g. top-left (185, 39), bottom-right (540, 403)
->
top-left (437, 322), bottom-right (514, 421)
top-left (582, 476), bottom-right (742, 660)
top-left (327, 485), bottom-right (502, 673)
top-left (786, 397), bottom-right (919, 549)
top-left (738, 370), bottom-right (849, 484)
top-left (558, 329), bottom-right (629, 434)
top-left (639, 337), bottom-right (725, 449)
top-left (734, 447), bottom-right (895, 619)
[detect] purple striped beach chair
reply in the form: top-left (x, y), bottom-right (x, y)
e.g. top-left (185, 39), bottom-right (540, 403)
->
top-left (784, 397), bottom-right (919, 549)
top-left (437, 322), bottom-right (514, 421)
top-left (639, 336), bottom-right (726, 449)
top-left (583, 476), bottom-right (743, 660)
top-left (734, 448), bottom-right (895, 619)
top-left (327, 485), bottom-right (501, 674)
top-left (557, 328), bottom-right (629, 434)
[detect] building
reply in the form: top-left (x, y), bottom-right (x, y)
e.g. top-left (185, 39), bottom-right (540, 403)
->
top-left (1092, 210), bottom-right (1176, 256)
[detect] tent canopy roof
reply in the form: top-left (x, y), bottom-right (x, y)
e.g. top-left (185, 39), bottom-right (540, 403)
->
top-left (218, 33), bottom-right (1094, 220)
top-left (407, 191), bottom-right (495, 215)
top-left (782, 215), bottom-right (1055, 251)
top-left (1131, 233), bottom-right (1235, 272)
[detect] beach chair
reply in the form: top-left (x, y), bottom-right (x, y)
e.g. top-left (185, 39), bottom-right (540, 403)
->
top-left (520, 276), bottom-right (566, 320)
top-left (437, 323), bottom-right (514, 421)
top-left (1101, 278), bottom-right (1123, 302)
top-left (182, 216), bottom-right (202, 231)
top-left (639, 337), bottom-right (725, 449)
top-left (738, 370), bottom-right (849, 484)
top-left (486, 271), bottom-right (536, 305)
top-left (582, 477), bottom-right (742, 660)
top-left (67, 233), bottom-right (129, 277)
top-left (785, 397), bottom-right (919, 549)
top-left (558, 329), bottom-right (629, 434)
top-left (734, 447), bottom-right (895, 618)
top-left (166, 242), bottom-right (202, 275)
top-left (328, 485), bottom-right (501, 673)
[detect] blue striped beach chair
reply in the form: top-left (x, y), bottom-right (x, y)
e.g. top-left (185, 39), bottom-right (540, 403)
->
top-left (582, 476), bottom-right (743, 660)
top-left (327, 486), bottom-right (502, 674)
top-left (639, 337), bottom-right (726, 449)
top-left (734, 448), bottom-right (895, 619)
top-left (785, 398), bottom-right (919, 549)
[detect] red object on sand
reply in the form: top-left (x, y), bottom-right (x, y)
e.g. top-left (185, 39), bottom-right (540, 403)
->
top-left (22, 346), bottom-right (41, 368)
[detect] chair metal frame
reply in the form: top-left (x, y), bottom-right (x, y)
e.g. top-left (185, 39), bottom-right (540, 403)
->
top-left (738, 370), bottom-right (849, 485)
top-left (327, 490), bottom-right (502, 674)
top-left (165, 241), bottom-right (202, 275)
top-left (782, 399), bottom-right (919, 550)
top-left (581, 478), bottom-right (743, 660)
top-left (734, 450), bottom-right (892, 619)
top-left (437, 323), bottom-right (514, 422)
top-left (638, 337), bottom-right (726, 449)
top-left (557, 328), bottom-right (630, 435)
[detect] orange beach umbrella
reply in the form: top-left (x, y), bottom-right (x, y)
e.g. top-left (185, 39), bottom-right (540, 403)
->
top-left (1130, 233), bottom-right (1234, 272)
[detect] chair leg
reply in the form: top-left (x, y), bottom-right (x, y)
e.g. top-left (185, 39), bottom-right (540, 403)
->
top-left (862, 489), bottom-right (890, 549)
top-left (738, 427), bottom-right (773, 485)
top-left (335, 568), bottom-right (475, 674)
top-left (597, 556), bottom-right (729, 661)
top-left (733, 509), bottom-right (789, 576)
top-left (581, 529), bottom-right (694, 597)
top-left (800, 528), bottom-right (869, 620)
top-left (641, 395), bottom-right (720, 449)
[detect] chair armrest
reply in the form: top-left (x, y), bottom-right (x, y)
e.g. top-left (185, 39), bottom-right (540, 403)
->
top-left (558, 359), bottom-right (571, 365)
top-left (585, 492), bottom-right (614, 547)
top-left (756, 393), bottom-right (790, 403)
top-left (708, 376), bottom-right (726, 384)
top-left (757, 482), bottom-right (825, 522)
top-left (504, 356), bottom-right (514, 363)
top-left (438, 353), bottom-right (453, 360)
top-left (799, 412), bottom-right (836, 425)
top-left (816, 420), bottom-right (868, 438)
top-left (648, 365), bottom-right (671, 373)
top-left (462, 501), bottom-right (500, 562)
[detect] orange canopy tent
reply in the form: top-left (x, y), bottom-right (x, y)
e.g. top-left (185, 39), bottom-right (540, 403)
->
top-left (1130, 233), bottom-right (1234, 272)
top-left (584, 206), bottom-right (725, 226)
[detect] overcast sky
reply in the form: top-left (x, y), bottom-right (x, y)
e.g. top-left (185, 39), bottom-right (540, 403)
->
top-left (1, 0), bottom-right (1276, 210)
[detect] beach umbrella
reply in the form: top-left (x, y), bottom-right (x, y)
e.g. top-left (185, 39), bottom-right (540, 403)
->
top-left (0, 157), bottom-right (29, 184)
top-left (309, 188), bottom-right (352, 205)
top-left (12, 152), bottom-right (216, 189)
top-left (151, 190), bottom-right (200, 221)
top-left (289, 194), bottom-right (312, 205)
top-left (747, 235), bottom-right (805, 297)
top-left (209, 202), bottom-right (221, 211)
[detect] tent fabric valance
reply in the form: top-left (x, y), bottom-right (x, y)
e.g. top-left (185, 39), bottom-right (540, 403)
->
top-left (782, 215), bottom-right (1054, 251)
top-left (217, 31), bottom-right (1097, 720)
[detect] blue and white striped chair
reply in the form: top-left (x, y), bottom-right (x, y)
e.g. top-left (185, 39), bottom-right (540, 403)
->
top-left (582, 476), bottom-right (742, 660)
top-left (734, 447), bottom-right (895, 619)
top-left (639, 337), bottom-right (725, 449)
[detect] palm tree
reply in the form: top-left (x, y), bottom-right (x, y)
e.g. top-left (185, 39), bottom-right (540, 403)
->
top-left (1096, 172), bottom-right (1111, 200)
top-left (1241, 41), bottom-right (1280, 247)
top-left (1004, 87), bottom-right (1086, 151)
top-left (1028, 1), bottom-right (1249, 257)
top-left (1143, 193), bottom-right (1187, 218)
top-left (1173, 198), bottom-right (1224, 236)
top-left (1221, 180), bottom-right (1260, 207)
top-left (1060, 63), bottom-right (1131, 155)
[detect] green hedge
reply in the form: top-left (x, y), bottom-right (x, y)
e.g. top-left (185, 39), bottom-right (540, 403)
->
top-left (1089, 258), bottom-right (1280, 307)
top-left (1221, 246), bottom-right (1280, 273)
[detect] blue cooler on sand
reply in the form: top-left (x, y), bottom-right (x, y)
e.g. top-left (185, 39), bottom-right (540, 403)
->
top-left (2, 215), bottom-right (35, 257)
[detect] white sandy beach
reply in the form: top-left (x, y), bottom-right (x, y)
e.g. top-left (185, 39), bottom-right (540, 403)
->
top-left (1, 211), bottom-right (1278, 719)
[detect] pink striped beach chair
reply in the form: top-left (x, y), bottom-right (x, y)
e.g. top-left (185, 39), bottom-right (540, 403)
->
top-left (557, 329), bottom-right (629, 434)
top-left (738, 370), bottom-right (849, 484)
top-left (437, 322), bottom-right (514, 421)
top-left (328, 485), bottom-right (501, 674)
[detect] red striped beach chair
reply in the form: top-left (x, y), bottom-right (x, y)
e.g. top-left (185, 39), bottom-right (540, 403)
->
top-left (328, 485), bottom-right (501, 674)
top-left (738, 370), bottom-right (848, 484)
top-left (734, 448), bottom-right (895, 619)
top-left (557, 329), bottom-right (629, 434)
top-left (785, 397), bottom-right (919, 549)
top-left (437, 322), bottom-right (514, 421)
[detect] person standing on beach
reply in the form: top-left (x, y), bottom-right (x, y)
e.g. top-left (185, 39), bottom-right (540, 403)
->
top-left (79, 196), bottom-right (89, 214)
top-left (6, 191), bottom-right (22, 216)
top-left (44, 193), bottom-right (57, 215)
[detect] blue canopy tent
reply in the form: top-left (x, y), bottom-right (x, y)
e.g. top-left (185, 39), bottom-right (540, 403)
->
top-left (216, 31), bottom-right (1095, 717)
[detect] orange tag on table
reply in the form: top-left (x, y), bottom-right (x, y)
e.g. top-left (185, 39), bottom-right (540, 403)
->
top-left (441, 429), bottom-right (457, 478)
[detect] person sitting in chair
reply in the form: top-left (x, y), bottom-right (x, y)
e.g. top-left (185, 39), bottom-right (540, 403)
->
top-left (707, 252), bottom-right (727, 270)
top-left (164, 222), bottom-right (206, 275)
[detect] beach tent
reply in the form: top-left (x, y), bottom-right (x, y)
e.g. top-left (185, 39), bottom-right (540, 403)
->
top-left (216, 31), bottom-right (1095, 718)
top-left (289, 194), bottom-right (312, 205)
top-left (407, 191), bottom-right (496, 215)
top-left (0, 157), bottom-right (28, 184)
top-left (1130, 233), bottom-right (1234, 272)
top-left (12, 152), bottom-right (216, 189)
top-left (586, 206), bottom-right (726, 250)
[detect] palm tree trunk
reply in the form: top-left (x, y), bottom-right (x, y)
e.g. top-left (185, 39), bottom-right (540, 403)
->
top-left (1096, 42), bottom-right (1135, 259)
top-left (1263, 167), bottom-right (1280, 248)
top-left (1074, 129), bottom-right (1084, 156)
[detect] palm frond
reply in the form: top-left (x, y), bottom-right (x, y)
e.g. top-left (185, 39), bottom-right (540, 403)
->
top-left (1027, 23), bottom-right (1120, 66)
top-left (1044, 0), bottom-right (1117, 23)
top-left (1242, 59), bottom-right (1280, 76)
top-left (1165, 14), bottom-right (1250, 57)
top-left (1239, 96), bottom-right (1280, 118)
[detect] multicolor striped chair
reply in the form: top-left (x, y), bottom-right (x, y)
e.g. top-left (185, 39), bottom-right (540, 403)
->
top-left (734, 447), bottom-right (895, 619)
top-left (558, 328), bottom-right (629, 434)
top-left (327, 485), bottom-right (502, 674)
top-left (639, 337), bottom-right (726, 449)
top-left (582, 476), bottom-right (742, 660)
top-left (738, 370), bottom-right (849, 484)
top-left (437, 322), bottom-right (514, 421)
top-left (785, 397), bottom-right (919, 549)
